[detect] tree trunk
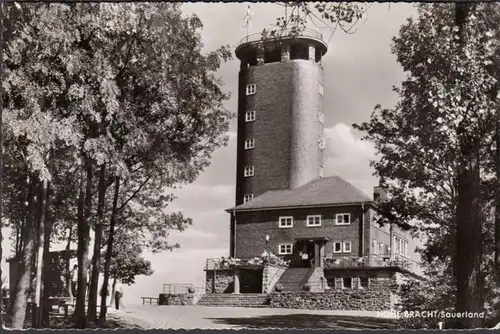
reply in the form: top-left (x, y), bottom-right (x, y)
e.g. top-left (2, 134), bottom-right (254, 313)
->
top-left (453, 3), bottom-right (484, 329)
top-left (0, 1), bottom-right (4, 328)
top-left (87, 164), bottom-right (106, 323)
top-left (11, 177), bottom-right (38, 329)
top-left (41, 183), bottom-right (53, 326)
top-left (33, 180), bottom-right (48, 328)
top-left (455, 159), bottom-right (483, 328)
top-left (65, 225), bottom-right (73, 299)
top-left (75, 161), bottom-right (93, 328)
top-left (98, 177), bottom-right (120, 325)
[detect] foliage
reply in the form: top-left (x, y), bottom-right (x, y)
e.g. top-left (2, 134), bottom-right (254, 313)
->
top-left (105, 230), bottom-right (154, 285)
top-left (263, 2), bottom-right (367, 43)
top-left (353, 2), bottom-right (500, 327)
top-left (3, 2), bottom-right (233, 327)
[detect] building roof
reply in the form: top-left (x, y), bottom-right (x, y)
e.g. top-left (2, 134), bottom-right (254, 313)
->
top-left (226, 176), bottom-right (375, 212)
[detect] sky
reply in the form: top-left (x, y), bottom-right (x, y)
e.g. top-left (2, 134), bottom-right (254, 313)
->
top-left (1, 2), bottom-right (418, 305)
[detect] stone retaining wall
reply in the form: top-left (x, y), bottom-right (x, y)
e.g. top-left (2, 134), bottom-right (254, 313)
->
top-left (205, 270), bottom-right (234, 293)
top-left (269, 289), bottom-right (391, 311)
top-left (158, 292), bottom-right (202, 306)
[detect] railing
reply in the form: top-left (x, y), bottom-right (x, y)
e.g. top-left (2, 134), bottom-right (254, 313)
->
top-left (238, 28), bottom-right (324, 46)
top-left (205, 258), bottom-right (247, 270)
top-left (323, 254), bottom-right (422, 275)
top-left (162, 283), bottom-right (204, 294)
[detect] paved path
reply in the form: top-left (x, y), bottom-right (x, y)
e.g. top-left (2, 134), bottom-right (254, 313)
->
top-left (108, 304), bottom-right (393, 329)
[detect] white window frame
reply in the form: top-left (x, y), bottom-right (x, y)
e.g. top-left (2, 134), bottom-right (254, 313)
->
top-left (335, 213), bottom-right (351, 225)
top-left (343, 241), bottom-right (352, 253)
top-left (244, 138), bottom-right (255, 150)
top-left (306, 215), bottom-right (321, 227)
top-left (318, 137), bottom-right (326, 150)
top-left (333, 241), bottom-right (342, 254)
top-left (318, 83), bottom-right (324, 96)
top-left (278, 243), bottom-right (293, 255)
top-left (246, 84), bottom-right (256, 96)
top-left (394, 236), bottom-right (408, 257)
top-left (319, 166), bottom-right (324, 178)
top-left (243, 194), bottom-right (254, 203)
top-left (278, 216), bottom-right (293, 228)
top-left (245, 110), bottom-right (256, 122)
top-left (244, 166), bottom-right (254, 177)
top-left (318, 111), bottom-right (324, 124)
top-left (373, 240), bottom-right (379, 255)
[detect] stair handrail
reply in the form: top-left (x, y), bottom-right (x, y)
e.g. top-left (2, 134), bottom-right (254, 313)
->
top-left (300, 267), bottom-right (316, 291)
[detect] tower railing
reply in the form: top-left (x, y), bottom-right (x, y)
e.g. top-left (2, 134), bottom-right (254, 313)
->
top-left (238, 28), bottom-right (324, 46)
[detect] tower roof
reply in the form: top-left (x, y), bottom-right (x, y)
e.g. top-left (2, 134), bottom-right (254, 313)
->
top-left (235, 28), bottom-right (328, 60)
top-left (226, 176), bottom-right (374, 212)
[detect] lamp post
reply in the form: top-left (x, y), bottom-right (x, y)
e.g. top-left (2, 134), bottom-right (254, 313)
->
top-left (265, 234), bottom-right (270, 256)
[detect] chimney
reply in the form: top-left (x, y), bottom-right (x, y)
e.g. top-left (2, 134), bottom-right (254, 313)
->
top-left (373, 185), bottom-right (387, 204)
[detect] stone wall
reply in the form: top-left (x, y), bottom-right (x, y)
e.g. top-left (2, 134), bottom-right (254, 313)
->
top-left (269, 289), bottom-right (391, 311)
top-left (262, 264), bottom-right (286, 293)
top-left (158, 292), bottom-right (202, 306)
top-left (305, 267), bottom-right (325, 292)
top-left (205, 270), bottom-right (234, 293)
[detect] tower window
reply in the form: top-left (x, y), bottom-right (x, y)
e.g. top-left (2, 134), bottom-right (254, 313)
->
top-left (318, 111), bottom-right (324, 124)
top-left (246, 84), bottom-right (256, 96)
top-left (279, 216), bottom-right (293, 228)
top-left (318, 138), bottom-right (326, 150)
top-left (245, 110), bottom-right (256, 122)
top-left (244, 139), bottom-right (255, 150)
top-left (306, 215), bottom-right (321, 227)
top-left (243, 194), bottom-right (254, 203)
top-left (244, 166), bottom-right (254, 177)
top-left (279, 243), bottom-right (293, 255)
top-left (318, 83), bottom-right (324, 96)
top-left (319, 166), bottom-right (324, 178)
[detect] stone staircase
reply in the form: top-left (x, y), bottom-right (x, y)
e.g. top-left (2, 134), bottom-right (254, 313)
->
top-left (196, 293), bottom-right (270, 308)
top-left (276, 268), bottom-right (312, 292)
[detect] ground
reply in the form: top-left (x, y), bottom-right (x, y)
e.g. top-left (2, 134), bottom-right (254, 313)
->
top-left (107, 305), bottom-right (397, 329)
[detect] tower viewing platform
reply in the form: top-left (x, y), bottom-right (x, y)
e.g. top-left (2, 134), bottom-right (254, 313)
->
top-left (235, 28), bottom-right (328, 65)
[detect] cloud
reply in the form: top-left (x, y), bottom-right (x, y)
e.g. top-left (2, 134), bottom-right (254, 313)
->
top-left (324, 123), bottom-right (378, 197)
top-left (169, 228), bottom-right (218, 240)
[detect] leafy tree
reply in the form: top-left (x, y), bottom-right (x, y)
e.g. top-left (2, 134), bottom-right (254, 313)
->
top-left (354, 3), bottom-right (500, 329)
top-left (3, 2), bottom-right (232, 328)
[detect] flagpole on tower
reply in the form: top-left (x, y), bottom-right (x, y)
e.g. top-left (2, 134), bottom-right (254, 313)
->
top-left (242, 4), bottom-right (254, 39)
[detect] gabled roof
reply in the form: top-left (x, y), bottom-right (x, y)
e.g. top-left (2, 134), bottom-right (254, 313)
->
top-left (226, 176), bottom-right (375, 212)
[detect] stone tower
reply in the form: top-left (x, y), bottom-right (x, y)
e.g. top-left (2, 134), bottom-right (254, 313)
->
top-left (230, 30), bottom-right (328, 256)
top-left (234, 30), bottom-right (328, 204)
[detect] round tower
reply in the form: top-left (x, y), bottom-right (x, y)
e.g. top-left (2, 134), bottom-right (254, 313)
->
top-left (234, 29), bottom-right (329, 205)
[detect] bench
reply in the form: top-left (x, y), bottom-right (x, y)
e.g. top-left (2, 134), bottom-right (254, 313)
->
top-left (141, 297), bottom-right (159, 305)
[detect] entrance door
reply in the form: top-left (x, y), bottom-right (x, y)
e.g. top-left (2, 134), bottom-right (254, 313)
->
top-left (293, 240), bottom-right (316, 268)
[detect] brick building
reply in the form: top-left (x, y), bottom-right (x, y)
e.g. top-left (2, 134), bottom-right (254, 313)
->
top-left (202, 29), bottom-right (421, 309)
